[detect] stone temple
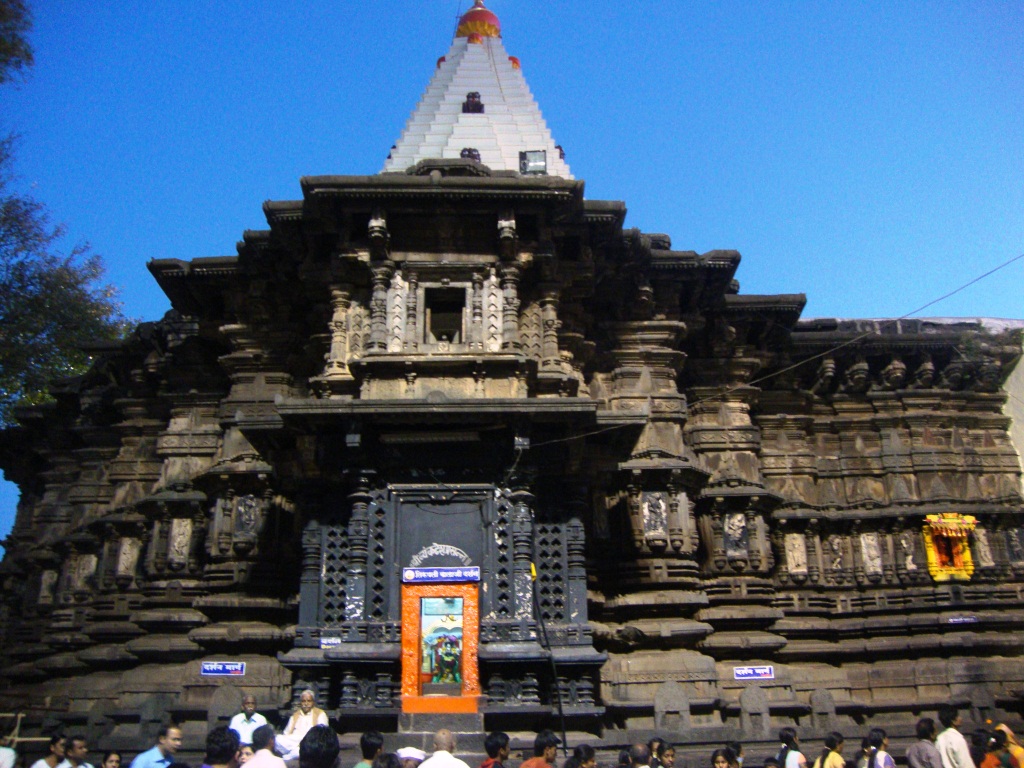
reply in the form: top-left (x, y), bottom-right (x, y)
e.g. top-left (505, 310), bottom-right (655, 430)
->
top-left (1, 1), bottom-right (1023, 760)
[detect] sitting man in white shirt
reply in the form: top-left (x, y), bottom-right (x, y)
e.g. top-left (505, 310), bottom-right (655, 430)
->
top-left (229, 696), bottom-right (268, 746)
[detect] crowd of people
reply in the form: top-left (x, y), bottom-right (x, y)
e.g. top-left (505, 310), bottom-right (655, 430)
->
top-left (2, 699), bottom-right (1023, 768)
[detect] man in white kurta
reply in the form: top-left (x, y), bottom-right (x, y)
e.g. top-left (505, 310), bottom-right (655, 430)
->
top-left (275, 690), bottom-right (328, 762)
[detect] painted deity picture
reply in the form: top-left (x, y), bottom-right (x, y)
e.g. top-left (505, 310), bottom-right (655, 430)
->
top-left (420, 597), bottom-right (464, 686)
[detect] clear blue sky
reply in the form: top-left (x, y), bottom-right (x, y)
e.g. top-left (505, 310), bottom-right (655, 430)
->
top-left (2, 1), bottom-right (1022, 553)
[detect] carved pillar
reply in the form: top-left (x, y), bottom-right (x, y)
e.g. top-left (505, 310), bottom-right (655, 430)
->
top-left (539, 284), bottom-right (561, 368)
top-left (321, 284), bottom-right (356, 380)
top-left (807, 520), bottom-right (820, 584)
top-left (470, 272), bottom-right (484, 350)
top-left (346, 474), bottom-right (372, 620)
top-left (369, 263), bottom-right (393, 352)
top-left (297, 519), bottom-right (321, 638)
top-left (404, 272), bottom-right (418, 352)
top-left (566, 515), bottom-right (587, 625)
top-left (500, 264), bottom-right (521, 351)
top-left (510, 482), bottom-right (534, 619)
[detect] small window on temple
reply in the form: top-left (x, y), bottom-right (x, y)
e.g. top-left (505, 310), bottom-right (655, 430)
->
top-left (462, 91), bottom-right (484, 113)
top-left (424, 287), bottom-right (466, 346)
top-left (460, 147), bottom-right (481, 162)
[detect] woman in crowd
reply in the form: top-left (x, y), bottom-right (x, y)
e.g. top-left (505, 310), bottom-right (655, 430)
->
top-left (712, 748), bottom-right (739, 768)
top-left (995, 727), bottom-right (1024, 768)
top-left (864, 728), bottom-right (895, 768)
top-left (657, 744), bottom-right (676, 768)
top-left (101, 753), bottom-right (122, 768)
top-left (236, 747), bottom-right (253, 766)
top-left (811, 733), bottom-right (845, 768)
top-left (777, 728), bottom-right (807, 768)
top-left (980, 730), bottom-right (1020, 768)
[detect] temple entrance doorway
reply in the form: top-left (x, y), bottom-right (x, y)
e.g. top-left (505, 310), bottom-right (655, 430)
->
top-left (400, 579), bottom-right (480, 713)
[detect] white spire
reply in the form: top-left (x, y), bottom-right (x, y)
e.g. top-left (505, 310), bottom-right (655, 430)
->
top-left (382, 7), bottom-right (572, 179)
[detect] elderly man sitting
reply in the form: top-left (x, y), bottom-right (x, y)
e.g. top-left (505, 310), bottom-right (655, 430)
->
top-left (274, 690), bottom-right (328, 761)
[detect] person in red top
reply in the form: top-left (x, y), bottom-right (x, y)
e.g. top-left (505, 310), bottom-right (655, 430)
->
top-left (519, 732), bottom-right (560, 768)
top-left (479, 733), bottom-right (509, 768)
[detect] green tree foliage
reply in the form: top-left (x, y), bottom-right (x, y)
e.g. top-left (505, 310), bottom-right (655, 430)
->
top-left (0, 136), bottom-right (132, 425)
top-left (0, 1), bottom-right (131, 426)
top-left (0, 0), bottom-right (32, 84)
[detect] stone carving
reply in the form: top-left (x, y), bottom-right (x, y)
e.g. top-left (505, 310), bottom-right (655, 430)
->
top-left (642, 492), bottom-right (668, 536)
top-left (653, 680), bottom-right (690, 733)
top-left (785, 533), bottom-right (808, 575)
top-left (724, 512), bottom-right (748, 557)
top-left (972, 527), bottom-right (995, 568)
top-left (843, 357), bottom-right (870, 393)
top-left (880, 356), bottom-right (907, 390)
top-left (72, 553), bottom-right (98, 592)
top-left (739, 684), bottom-right (771, 738)
top-left (860, 532), bottom-right (883, 577)
top-left (828, 536), bottom-right (844, 572)
top-left (38, 569), bottom-right (58, 606)
top-left (1009, 528), bottom-right (1024, 564)
top-left (899, 531), bottom-right (917, 571)
top-left (168, 518), bottom-right (193, 570)
top-left (913, 355), bottom-right (936, 388)
top-left (116, 537), bottom-right (142, 585)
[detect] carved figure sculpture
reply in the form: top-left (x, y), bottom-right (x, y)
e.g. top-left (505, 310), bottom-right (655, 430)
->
top-left (900, 531), bottom-right (917, 571)
top-left (860, 532), bottom-right (883, 576)
top-left (973, 527), bottom-right (995, 567)
top-left (642, 492), bottom-right (667, 535)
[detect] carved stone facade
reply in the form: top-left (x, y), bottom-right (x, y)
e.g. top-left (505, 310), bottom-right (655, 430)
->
top-left (1, 165), bottom-right (1021, 750)
top-left (1, 0), bottom-right (1024, 748)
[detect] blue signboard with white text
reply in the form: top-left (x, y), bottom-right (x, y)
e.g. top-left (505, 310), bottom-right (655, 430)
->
top-left (403, 566), bottom-right (481, 583)
top-left (201, 661), bottom-right (246, 676)
top-left (733, 665), bottom-right (775, 680)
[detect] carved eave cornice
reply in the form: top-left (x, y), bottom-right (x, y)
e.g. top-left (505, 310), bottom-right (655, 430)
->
top-left (261, 201), bottom-right (304, 227)
top-left (792, 318), bottom-right (1022, 356)
top-left (299, 172), bottom-right (584, 208)
top-left (650, 248), bottom-right (740, 275)
top-left (771, 501), bottom-right (1023, 522)
top-left (724, 293), bottom-right (807, 323)
top-left (582, 199), bottom-right (627, 230)
top-left (148, 256), bottom-right (240, 317)
top-left (263, 396), bottom-right (599, 431)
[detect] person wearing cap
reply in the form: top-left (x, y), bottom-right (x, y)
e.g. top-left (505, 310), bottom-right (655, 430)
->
top-left (520, 731), bottom-right (560, 768)
top-left (419, 731), bottom-right (470, 768)
top-left (397, 749), bottom-right (426, 768)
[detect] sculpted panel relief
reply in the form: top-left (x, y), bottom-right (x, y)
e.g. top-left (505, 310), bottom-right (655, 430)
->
top-left (972, 527), bottom-right (995, 568)
top-left (860, 532), bottom-right (883, 577)
top-left (785, 533), bottom-right (808, 575)
top-left (724, 513), bottom-right (748, 558)
top-left (168, 518), bottom-right (193, 570)
top-left (38, 569), bottom-right (58, 606)
top-left (1009, 528), bottom-right (1024, 565)
top-left (642, 492), bottom-right (668, 537)
top-left (116, 537), bottom-right (141, 584)
top-left (899, 531), bottom-right (918, 572)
